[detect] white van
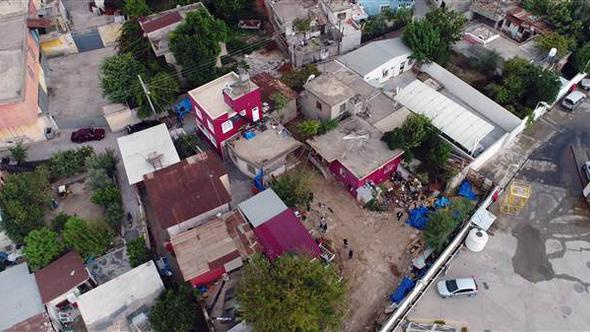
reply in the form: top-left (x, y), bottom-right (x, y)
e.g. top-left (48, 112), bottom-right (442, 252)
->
top-left (561, 91), bottom-right (586, 111)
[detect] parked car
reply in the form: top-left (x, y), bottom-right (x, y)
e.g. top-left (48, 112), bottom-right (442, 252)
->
top-left (582, 161), bottom-right (590, 182)
top-left (70, 128), bottom-right (105, 143)
top-left (436, 277), bottom-right (478, 298)
top-left (126, 120), bottom-right (161, 134)
top-left (581, 78), bottom-right (590, 91)
top-left (561, 91), bottom-right (586, 111)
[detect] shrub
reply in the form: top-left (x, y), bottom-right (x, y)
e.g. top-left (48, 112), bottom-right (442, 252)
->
top-left (127, 237), bottom-right (151, 267)
top-left (49, 146), bottom-right (94, 179)
top-left (298, 120), bottom-right (321, 138)
top-left (281, 65), bottom-right (320, 92)
top-left (23, 228), bottom-right (64, 269)
top-left (62, 217), bottom-right (113, 257)
top-left (271, 173), bottom-right (312, 209)
top-left (50, 212), bottom-right (71, 233)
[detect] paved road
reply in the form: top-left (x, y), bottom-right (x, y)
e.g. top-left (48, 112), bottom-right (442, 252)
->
top-left (407, 98), bottom-right (590, 331)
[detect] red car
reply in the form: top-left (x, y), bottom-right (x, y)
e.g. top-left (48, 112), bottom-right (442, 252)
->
top-left (70, 128), bottom-right (105, 143)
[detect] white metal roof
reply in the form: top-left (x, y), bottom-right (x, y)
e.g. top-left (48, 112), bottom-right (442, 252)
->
top-left (0, 264), bottom-right (45, 331)
top-left (117, 124), bottom-right (181, 185)
top-left (394, 80), bottom-right (495, 153)
top-left (238, 189), bottom-right (287, 228)
top-left (77, 261), bottom-right (164, 331)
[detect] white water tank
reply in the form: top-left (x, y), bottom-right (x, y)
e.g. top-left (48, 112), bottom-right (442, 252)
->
top-left (465, 228), bottom-right (488, 252)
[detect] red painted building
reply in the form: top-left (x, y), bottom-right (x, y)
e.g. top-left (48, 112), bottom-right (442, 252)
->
top-left (307, 117), bottom-right (405, 201)
top-left (188, 71), bottom-right (263, 158)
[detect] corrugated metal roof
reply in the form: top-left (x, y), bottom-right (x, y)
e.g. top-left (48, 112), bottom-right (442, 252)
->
top-left (238, 189), bottom-right (287, 228)
top-left (139, 11), bottom-right (182, 34)
top-left (253, 209), bottom-right (321, 260)
top-left (394, 80), bottom-right (495, 153)
top-left (34, 251), bottom-right (90, 304)
top-left (338, 37), bottom-right (412, 77)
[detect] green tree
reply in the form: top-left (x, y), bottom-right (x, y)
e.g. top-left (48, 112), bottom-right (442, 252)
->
top-left (522, 0), bottom-right (551, 15)
top-left (135, 72), bottom-right (180, 118)
top-left (207, 0), bottom-right (251, 24)
top-left (91, 184), bottom-right (121, 207)
top-left (123, 0), bottom-right (152, 18)
top-left (298, 119), bottom-right (321, 138)
top-left (49, 146), bottom-right (94, 179)
top-left (86, 149), bottom-right (119, 178)
top-left (271, 173), bottom-right (312, 209)
top-left (424, 8), bottom-right (467, 45)
top-left (536, 32), bottom-right (575, 58)
top-left (318, 119), bottom-right (339, 135)
top-left (237, 254), bottom-right (346, 331)
top-left (169, 10), bottom-right (229, 86)
top-left (281, 64), bottom-right (321, 92)
top-left (473, 50), bottom-right (502, 78)
top-left (173, 134), bottom-right (201, 159)
top-left (150, 284), bottom-right (201, 332)
top-left (23, 228), bottom-right (64, 269)
top-left (0, 168), bottom-right (51, 243)
top-left (293, 18), bottom-right (312, 32)
top-left (100, 53), bottom-right (147, 104)
top-left (382, 114), bottom-right (430, 154)
top-left (571, 42), bottom-right (590, 73)
top-left (271, 92), bottom-right (289, 120)
top-left (402, 19), bottom-right (441, 63)
top-left (420, 132), bottom-right (452, 171)
top-left (117, 19), bottom-right (152, 61)
top-left (9, 142), bottom-right (27, 164)
top-left (50, 212), bottom-right (71, 233)
top-left (127, 237), bottom-right (151, 267)
top-left (62, 217), bottom-right (113, 257)
top-left (423, 208), bottom-right (459, 252)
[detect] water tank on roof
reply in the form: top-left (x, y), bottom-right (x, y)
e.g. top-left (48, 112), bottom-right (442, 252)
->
top-left (465, 228), bottom-right (489, 252)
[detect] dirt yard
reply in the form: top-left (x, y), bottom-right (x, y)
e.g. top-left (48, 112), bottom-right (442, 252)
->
top-left (303, 171), bottom-right (421, 331)
top-left (46, 178), bottom-right (105, 223)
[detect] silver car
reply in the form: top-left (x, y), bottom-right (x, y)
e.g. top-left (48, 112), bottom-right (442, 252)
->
top-left (436, 277), bottom-right (478, 298)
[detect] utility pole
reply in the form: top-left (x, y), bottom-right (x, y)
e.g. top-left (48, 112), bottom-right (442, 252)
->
top-left (137, 74), bottom-right (158, 120)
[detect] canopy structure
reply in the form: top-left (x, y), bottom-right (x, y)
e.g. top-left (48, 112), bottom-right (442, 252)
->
top-left (395, 80), bottom-right (495, 154)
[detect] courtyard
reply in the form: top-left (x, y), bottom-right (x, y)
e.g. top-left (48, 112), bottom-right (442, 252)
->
top-left (302, 170), bottom-right (420, 331)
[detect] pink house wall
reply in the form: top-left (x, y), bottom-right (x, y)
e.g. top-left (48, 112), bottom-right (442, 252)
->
top-left (328, 155), bottom-right (402, 197)
top-left (189, 88), bottom-right (262, 157)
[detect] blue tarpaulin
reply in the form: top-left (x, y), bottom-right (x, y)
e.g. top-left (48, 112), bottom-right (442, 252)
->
top-left (390, 277), bottom-right (416, 304)
top-left (458, 180), bottom-right (477, 201)
top-left (434, 196), bottom-right (450, 209)
top-left (254, 169), bottom-right (265, 191)
top-left (174, 97), bottom-right (192, 119)
top-left (406, 207), bottom-right (430, 230)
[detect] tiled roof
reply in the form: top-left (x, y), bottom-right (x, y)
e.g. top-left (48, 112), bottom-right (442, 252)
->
top-left (139, 11), bottom-right (182, 34)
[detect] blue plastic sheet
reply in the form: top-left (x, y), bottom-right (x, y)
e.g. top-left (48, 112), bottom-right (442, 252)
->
top-left (458, 180), bottom-right (477, 201)
top-left (390, 277), bottom-right (416, 304)
top-left (406, 207), bottom-right (430, 230)
top-left (434, 196), bottom-right (450, 209)
top-left (254, 169), bottom-right (265, 191)
top-left (174, 97), bottom-right (192, 119)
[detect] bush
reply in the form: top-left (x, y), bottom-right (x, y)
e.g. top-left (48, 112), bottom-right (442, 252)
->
top-left (298, 120), bottom-right (321, 138)
top-left (86, 149), bottom-right (119, 178)
top-left (23, 228), bottom-right (64, 269)
top-left (63, 217), bottom-right (113, 258)
top-left (365, 199), bottom-right (387, 212)
top-left (92, 184), bottom-right (124, 228)
top-left (9, 142), bottom-right (27, 164)
top-left (51, 212), bottom-right (71, 233)
top-left (318, 119), bottom-right (339, 135)
top-left (49, 146), bottom-right (94, 179)
top-left (423, 198), bottom-right (474, 252)
top-left (271, 173), bottom-right (312, 209)
top-left (150, 284), bottom-right (201, 332)
top-left (127, 237), bottom-right (151, 267)
top-left (281, 65), bottom-right (320, 92)
top-left (362, 8), bottom-right (413, 42)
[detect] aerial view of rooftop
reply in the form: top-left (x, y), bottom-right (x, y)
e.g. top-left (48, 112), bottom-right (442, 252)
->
top-left (1, 0), bottom-right (590, 331)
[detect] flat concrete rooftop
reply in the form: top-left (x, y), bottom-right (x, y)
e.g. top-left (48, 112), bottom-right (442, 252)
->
top-left (268, 0), bottom-right (316, 23)
top-left (308, 116), bottom-right (405, 179)
top-left (228, 120), bottom-right (300, 166)
top-left (0, 5), bottom-right (27, 103)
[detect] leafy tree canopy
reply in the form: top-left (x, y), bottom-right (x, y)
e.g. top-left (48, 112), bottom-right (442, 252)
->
top-left (127, 237), bottom-right (151, 267)
top-left (134, 72), bottom-right (180, 118)
top-left (150, 284), bottom-right (201, 332)
top-left (271, 173), bottom-right (312, 209)
top-left (237, 254), bottom-right (346, 331)
top-left (536, 32), bottom-right (575, 58)
top-left (170, 10), bottom-right (229, 86)
top-left (123, 0), bottom-right (152, 18)
top-left (117, 19), bottom-right (153, 61)
top-left (281, 64), bottom-right (320, 92)
top-left (63, 217), bottom-right (113, 258)
top-left (298, 119), bottom-right (321, 138)
top-left (100, 53), bottom-right (147, 104)
top-left (24, 228), bottom-right (64, 270)
top-left (424, 198), bottom-right (474, 252)
top-left (571, 42), bottom-right (590, 73)
top-left (49, 146), bottom-right (94, 179)
top-left (0, 168), bottom-right (51, 243)
top-left (402, 19), bottom-right (441, 63)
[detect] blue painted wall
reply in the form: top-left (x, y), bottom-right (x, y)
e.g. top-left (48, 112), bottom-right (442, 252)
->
top-left (359, 0), bottom-right (415, 17)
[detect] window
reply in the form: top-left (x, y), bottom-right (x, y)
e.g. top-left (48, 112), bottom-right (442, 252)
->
top-left (239, 109), bottom-right (246, 116)
top-left (382, 68), bottom-right (389, 78)
top-left (252, 106), bottom-right (260, 122)
top-left (505, 20), bottom-right (511, 28)
top-left (518, 26), bottom-right (524, 33)
top-left (316, 101), bottom-right (322, 111)
top-left (337, 12), bottom-right (346, 20)
top-left (339, 103), bottom-right (346, 114)
top-left (221, 120), bottom-right (233, 134)
top-left (380, 5), bottom-right (390, 12)
top-left (207, 119), bottom-right (215, 133)
top-left (195, 106), bottom-right (203, 120)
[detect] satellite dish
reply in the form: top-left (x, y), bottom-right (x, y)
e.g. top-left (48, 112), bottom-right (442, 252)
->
top-left (548, 48), bottom-right (557, 58)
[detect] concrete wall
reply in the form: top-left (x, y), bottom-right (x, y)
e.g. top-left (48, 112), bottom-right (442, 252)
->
top-left (340, 28), bottom-right (362, 54)
top-left (103, 105), bottom-right (141, 132)
top-left (364, 54), bottom-right (413, 87)
top-left (360, 0), bottom-right (415, 16)
top-left (299, 90), bottom-right (342, 121)
top-left (421, 63), bottom-right (522, 132)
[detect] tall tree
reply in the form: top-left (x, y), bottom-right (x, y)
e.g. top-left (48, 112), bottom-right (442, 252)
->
top-left (62, 217), bottom-right (113, 257)
top-left (134, 72), bottom-right (180, 117)
top-left (169, 10), bottom-right (229, 86)
top-left (536, 32), bottom-right (575, 58)
top-left (23, 228), bottom-right (64, 270)
top-left (424, 8), bottom-right (467, 45)
top-left (117, 19), bottom-right (152, 61)
top-left (0, 168), bottom-right (51, 243)
top-left (123, 0), bottom-right (152, 18)
top-left (402, 20), bottom-right (441, 63)
top-left (9, 142), bottom-right (27, 164)
top-left (237, 254), bottom-right (346, 331)
top-left (150, 284), bottom-right (202, 332)
top-left (571, 42), bottom-right (590, 73)
top-left (100, 53), bottom-right (147, 104)
top-left (271, 173), bottom-right (312, 209)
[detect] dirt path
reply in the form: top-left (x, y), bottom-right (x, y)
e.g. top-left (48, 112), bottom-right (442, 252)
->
top-left (304, 171), bottom-right (420, 331)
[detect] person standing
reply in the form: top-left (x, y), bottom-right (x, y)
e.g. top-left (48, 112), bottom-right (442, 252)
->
top-left (396, 211), bottom-right (403, 222)
top-left (348, 249), bottom-right (353, 260)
